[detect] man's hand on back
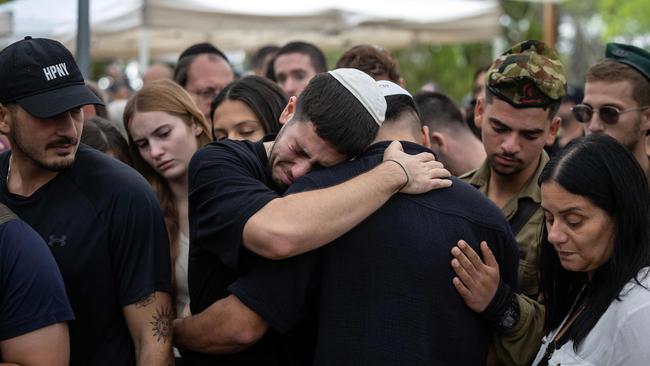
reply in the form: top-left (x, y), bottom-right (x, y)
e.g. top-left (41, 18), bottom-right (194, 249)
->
top-left (383, 140), bottom-right (452, 194)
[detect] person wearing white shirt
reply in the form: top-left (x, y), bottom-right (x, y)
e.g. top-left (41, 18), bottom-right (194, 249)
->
top-left (532, 134), bottom-right (650, 366)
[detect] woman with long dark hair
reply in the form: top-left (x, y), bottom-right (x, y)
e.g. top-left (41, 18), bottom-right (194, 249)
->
top-left (533, 133), bottom-right (650, 365)
top-left (210, 75), bottom-right (286, 141)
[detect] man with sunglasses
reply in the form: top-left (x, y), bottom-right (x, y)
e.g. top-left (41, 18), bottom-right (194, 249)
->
top-left (576, 43), bottom-right (650, 182)
top-left (457, 40), bottom-right (566, 365)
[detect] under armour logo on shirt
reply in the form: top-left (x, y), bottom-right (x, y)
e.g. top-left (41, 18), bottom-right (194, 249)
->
top-left (42, 63), bottom-right (69, 81)
top-left (48, 234), bottom-right (67, 247)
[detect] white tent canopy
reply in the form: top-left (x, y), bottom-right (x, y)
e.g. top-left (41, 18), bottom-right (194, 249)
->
top-left (0, 0), bottom-right (501, 61)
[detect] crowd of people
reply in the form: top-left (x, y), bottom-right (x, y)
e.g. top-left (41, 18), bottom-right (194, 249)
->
top-left (0, 32), bottom-right (648, 366)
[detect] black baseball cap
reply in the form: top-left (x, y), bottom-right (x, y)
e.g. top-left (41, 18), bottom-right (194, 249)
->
top-left (0, 36), bottom-right (103, 118)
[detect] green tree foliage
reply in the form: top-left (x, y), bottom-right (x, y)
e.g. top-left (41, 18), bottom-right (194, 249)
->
top-left (326, 43), bottom-right (492, 105)
top-left (386, 0), bottom-right (548, 104)
top-left (559, 1), bottom-right (603, 86)
top-left (499, 0), bottom-right (544, 46)
top-left (393, 43), bottom-right (492, 103)
top-left (599, 0), bottom-right (650, 40)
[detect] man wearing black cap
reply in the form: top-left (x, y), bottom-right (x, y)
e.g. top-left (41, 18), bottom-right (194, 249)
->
top-left (174, 42), bottom-right (235, 118)
top-left (577, 43), bottom-right (650, 182)
top-left (0, 37), bottom-right (172, 365)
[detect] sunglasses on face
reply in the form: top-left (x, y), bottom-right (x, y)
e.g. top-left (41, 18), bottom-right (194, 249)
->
top-left (571, 104), bottom-right (650, 125)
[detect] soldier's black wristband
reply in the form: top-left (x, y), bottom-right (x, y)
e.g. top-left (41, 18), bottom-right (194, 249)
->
top-left (479, 281), bottom-right (520, 331)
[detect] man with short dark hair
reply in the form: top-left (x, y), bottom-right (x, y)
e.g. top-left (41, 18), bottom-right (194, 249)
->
top-left (174, 42), bottom-right (235, 117)
top-left (0, 37), bottom-right (172, 365)
top-left (454, 40), bottom-right (566, 365)
top-left (249, 45), bottom-right (279, 76)
top-left (577, 42), bottom-right (650, 181)
top-left (460, 40), bottom-right (564, 300)
top-left (415, 91), bottom-right (486, 176)
top-left (278, 81), bottom-right (519, 365)
top-left (270, 41), bottom-right (327, 97)
top-left (174, 69), bottom-right (450, 364)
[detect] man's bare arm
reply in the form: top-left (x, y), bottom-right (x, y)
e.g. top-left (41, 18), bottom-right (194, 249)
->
top-left (123, 291), bottom-right (174, 366)
top-left (0, 323), bottom-right (69, 366)
top-left (244, 141), bottom-right (452, 259)
top-left (174, 295), bottom-right (268, 354)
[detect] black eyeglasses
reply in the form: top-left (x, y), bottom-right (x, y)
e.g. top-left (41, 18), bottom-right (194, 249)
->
top-left (572, 104), bottom-right (650, 125)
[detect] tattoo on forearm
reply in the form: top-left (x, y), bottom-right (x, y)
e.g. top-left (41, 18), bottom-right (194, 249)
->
top-left (150, 305), bottom-right (173, 343)
top-left (135, 293), bottom-right (155, 308)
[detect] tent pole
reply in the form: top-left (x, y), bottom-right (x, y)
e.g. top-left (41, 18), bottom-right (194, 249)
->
top-left (76, 0), bottom-right (90, 79)
top-left (543, 2), bottom-right (558, 48)
top-left (139, 27), bottom-right (149, 75)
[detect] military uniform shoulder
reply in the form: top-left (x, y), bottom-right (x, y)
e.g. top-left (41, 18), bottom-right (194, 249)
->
top-left (459, 168), bottom-right (477, 181)
top-left (460, 162), bottom-right (489, 185)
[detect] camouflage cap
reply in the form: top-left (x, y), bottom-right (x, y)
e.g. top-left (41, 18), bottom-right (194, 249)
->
top-left (486, 40), bottom-right (566, 108)
top-left (605, 42), bottom-right (650, 83)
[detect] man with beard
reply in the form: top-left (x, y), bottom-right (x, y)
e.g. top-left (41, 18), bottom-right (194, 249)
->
top-left (453, 42), bottom-right (650, 366)
top-left (281, 82), bottom-right (518, 365)
top-left (577, 43), bottom-right (650, 182)
top-left (0, 37), bottom-right (172, 365)
top-left (460, 40), bottom-right (564, 301)
top-left (455, 40), bottom-right (565, 365)
top-left (175, 69), bottom-right (450, 365)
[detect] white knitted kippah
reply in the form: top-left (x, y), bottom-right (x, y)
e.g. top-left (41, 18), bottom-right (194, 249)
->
top-left (377, 80), bottom-right (412, 97)
top-left (328, 68), bottom-right (386, 126)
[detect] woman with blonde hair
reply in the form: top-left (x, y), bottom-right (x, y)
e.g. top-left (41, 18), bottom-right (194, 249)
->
top-left (123, 79), bottom-right (212, 319)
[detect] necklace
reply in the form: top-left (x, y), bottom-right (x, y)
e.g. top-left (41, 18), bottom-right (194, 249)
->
top-left (6, 154), bottom-right (11, 187)
top-left (536, 285), bottom-right (589, 366)
top-left (538, 301), bottom-right (588, 366)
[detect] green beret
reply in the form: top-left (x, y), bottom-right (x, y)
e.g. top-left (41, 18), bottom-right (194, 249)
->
top-left (487, 40), bottom-right (567, 108)
top-left (605, 42), bottom-right (650, 82)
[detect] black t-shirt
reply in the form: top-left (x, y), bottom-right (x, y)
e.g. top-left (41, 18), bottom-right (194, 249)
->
top-left (0, 217), bottom-right (74, 343)
top-left (0, 145), bottom-right (171, 366)
top-left (186, 138), bottom-right (318, 365)
top-left (280, 141), bottom-right (520, 365)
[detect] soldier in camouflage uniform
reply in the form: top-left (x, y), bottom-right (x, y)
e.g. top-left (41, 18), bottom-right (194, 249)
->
top-left (452, 40), bottom-right (567, 365)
